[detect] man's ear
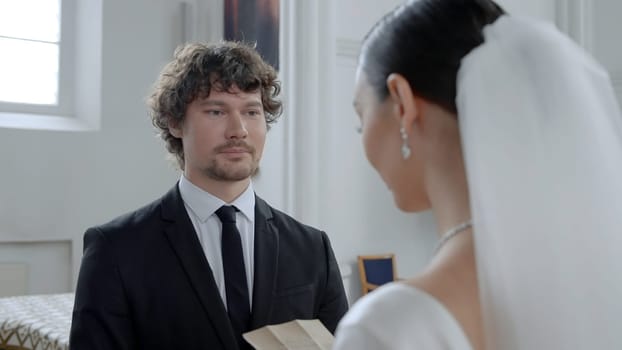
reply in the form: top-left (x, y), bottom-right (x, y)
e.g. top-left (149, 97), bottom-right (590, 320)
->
top-left (168, 118), bottom-right (183, 138)
top-left (386, 73), bottom-right (419, 132)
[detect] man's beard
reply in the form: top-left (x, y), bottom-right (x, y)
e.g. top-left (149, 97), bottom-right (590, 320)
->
top-left (204, 157), bottom-right (259, 181)
top-left (203, 141), bottom-right (260, 181)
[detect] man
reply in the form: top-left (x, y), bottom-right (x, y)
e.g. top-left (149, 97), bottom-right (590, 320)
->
top-left (70, 42), bottom-right (348, 350)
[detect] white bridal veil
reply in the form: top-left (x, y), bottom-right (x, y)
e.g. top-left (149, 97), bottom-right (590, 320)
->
top-left (457, 15), bottom-right (622, 349)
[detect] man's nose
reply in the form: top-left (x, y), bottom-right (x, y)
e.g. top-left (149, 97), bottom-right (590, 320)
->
top-left (225, 113), bottom-right (248, 139)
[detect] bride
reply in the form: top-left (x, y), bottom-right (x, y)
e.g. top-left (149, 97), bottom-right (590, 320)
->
top-left (333, 0), bottom-right (622, 349)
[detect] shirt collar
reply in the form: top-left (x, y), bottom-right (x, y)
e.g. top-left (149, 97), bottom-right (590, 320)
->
top-left (178, 175), bottom-right (255, 223)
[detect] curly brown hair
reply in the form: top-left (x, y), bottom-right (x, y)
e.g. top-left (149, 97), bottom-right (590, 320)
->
top-left (148, 41), bottom-right (283, 169)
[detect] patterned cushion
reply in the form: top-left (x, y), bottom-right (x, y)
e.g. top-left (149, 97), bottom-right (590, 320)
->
top-left (0, 293), bottom-right (72, 350)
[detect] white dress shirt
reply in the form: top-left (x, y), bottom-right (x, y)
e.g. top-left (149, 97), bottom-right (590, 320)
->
top-left (178, 175), bottom-right (255, 309)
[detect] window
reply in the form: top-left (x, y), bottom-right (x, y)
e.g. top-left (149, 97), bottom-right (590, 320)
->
top-left (0, 0), bottom-right (60, 106)
top-left (0, 0), bottom-right (102, 131)
top-left (0, 0), bottom-right (73, 113)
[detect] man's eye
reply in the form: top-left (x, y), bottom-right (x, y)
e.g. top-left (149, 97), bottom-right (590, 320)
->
top-left (206, 110), bottom-right (223, 116)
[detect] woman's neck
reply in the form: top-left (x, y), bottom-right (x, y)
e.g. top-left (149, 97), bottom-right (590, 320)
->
top-left (425, 140), bottom-right (471, 237)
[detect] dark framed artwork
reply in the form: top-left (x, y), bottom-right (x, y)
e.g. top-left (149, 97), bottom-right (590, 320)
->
top-left (224, 0), bottom-right (280, 70)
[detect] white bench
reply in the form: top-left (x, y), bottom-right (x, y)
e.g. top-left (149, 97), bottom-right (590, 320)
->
top-left (0, 293), bottom-right (72, 350)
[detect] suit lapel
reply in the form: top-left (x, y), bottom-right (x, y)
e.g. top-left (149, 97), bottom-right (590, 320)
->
top-left (249, 196), bottom-right (279, 329)
top-left (160, 184), bottom-right (238, 349)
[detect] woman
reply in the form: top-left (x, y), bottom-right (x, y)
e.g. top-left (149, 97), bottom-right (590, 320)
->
top-left (334, 0), bottom-right (622, 349)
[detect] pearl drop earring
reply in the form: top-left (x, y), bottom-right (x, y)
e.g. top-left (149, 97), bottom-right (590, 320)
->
top-left (400, 126), bottom-right (411, 160)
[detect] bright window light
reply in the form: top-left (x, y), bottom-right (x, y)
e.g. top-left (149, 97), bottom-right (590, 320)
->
top-left (0, 0), bottom-right (61, 105)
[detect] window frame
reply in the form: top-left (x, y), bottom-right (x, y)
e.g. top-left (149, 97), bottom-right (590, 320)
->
top-left (0, 0), bottom-right (102, 131)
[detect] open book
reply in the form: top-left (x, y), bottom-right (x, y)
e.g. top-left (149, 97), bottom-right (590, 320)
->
top-left (243, 319), bottom-right (334, 350)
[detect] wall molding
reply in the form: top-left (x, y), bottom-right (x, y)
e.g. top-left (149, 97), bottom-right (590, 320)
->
top-left (280, 0), bottom-right (336, 226)
top-left (191, 0), bottom-right (224, 43)
top-left (0, 240), bottom-right (72, 295)
top-left (555, 0), bottom-right (593, 51)
top-left (336, 38), bottom-right (360, 58)
top-left (0, 237), bottom-right (72, 244)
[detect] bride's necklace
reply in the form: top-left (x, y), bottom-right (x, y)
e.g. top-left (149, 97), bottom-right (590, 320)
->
top-left (434, 219), bottom-right (473, 254)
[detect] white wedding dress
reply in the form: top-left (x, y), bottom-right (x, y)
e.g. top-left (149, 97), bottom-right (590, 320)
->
top-left (334, 283), bottom-right (472, 349)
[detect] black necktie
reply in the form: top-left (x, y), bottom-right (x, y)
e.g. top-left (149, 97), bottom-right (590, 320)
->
top-left (215, 205), bottom-right (251, 348)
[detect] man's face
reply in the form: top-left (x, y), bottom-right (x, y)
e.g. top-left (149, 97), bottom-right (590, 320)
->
top-left (172, 85), bottom-right (267, 183)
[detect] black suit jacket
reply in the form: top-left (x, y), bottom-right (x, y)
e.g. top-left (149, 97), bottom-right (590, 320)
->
top-left (70, 185), bottom-right (348, 350)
